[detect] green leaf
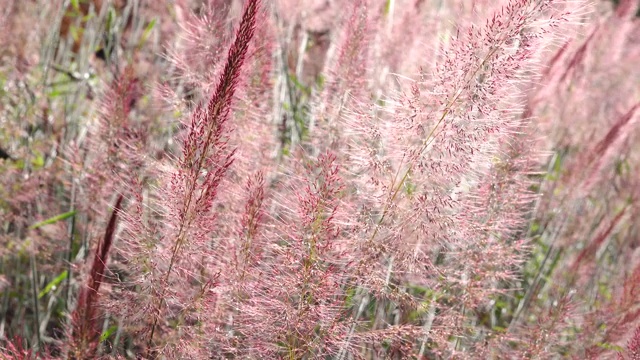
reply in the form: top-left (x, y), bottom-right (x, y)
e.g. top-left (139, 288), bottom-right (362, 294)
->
top-left (29, 210), bottom-right (77, 229)
top-left (31, 154), bottom-right (44, 168)
top-left (71, 0), bottom-right (80, 11)
top-left (99, 325), bottom-right (119, 342)
top-left (38, 270), bottom-right (68, 299)
top-left (384, 0), bottom-right (392, 15)
top-left (288, 73), bottom-right (310, 96)
top-left (492, 326), bottom-right (507, 333)
top-left (105, 7), bottom-right (117, 32)
top-left (138, 18), bottom-right (157, 48)
top-left (316, 74), bottom-right (325, 90)
top-left (81, 12), bottom-right (95, 22)
top-left (595, 342), bottom-right (624, 352)
top-left (15, 158), bottom-right (25, 170)
top-left (69, 24), bottom-right (84, 42)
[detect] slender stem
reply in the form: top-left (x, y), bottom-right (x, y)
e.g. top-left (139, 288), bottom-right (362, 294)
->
top-left (65, 179), bottom-right (77, 311)
top-left (30, 253), bottom-right (41, 351)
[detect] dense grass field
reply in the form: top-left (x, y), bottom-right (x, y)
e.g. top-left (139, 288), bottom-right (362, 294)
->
top-left (1, 0), bottom-right (639, 358)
